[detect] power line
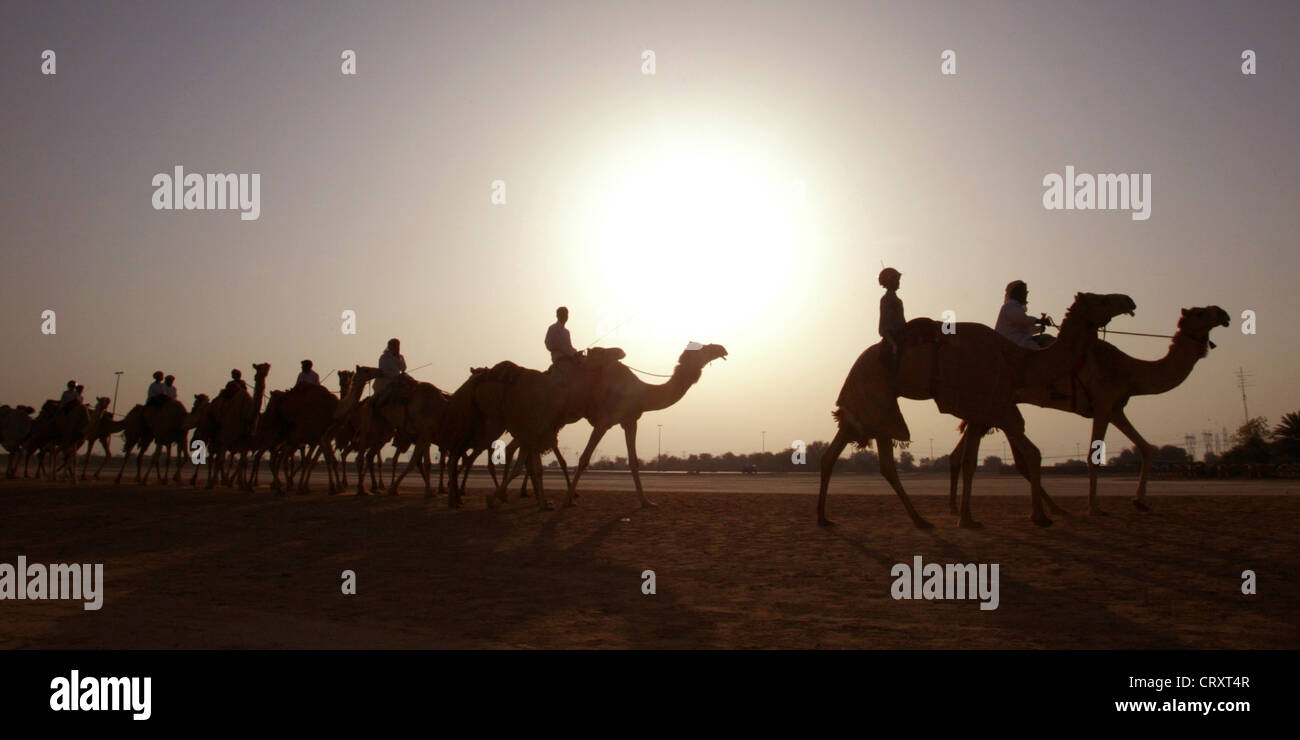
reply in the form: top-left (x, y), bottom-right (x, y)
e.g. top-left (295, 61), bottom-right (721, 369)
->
top-left (1235, 367), bottom-right (1254, 422)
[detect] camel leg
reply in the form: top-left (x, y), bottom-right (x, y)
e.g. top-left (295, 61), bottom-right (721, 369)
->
top-left (388, 440), bottom-right (427, 496)
top-left (368, 449), bottom-right (383, 493)
top-left (817, 428), bottom-right (853, 526)
top-left (296, 444), bottom-right (318, 494)
top-left (112, 443), bottom-right (132, 485)
top-left (144, 445), bottom-right (163, 484)
top-left (445, 449), bottom-right (461, 507)
top-left (948, 434), bottom-right (965, 515)
top-left (436, 449), bottom-right (446, 496)
top-left (419, 445), bottom-right (434, 497)
top-left (1086, 416), bottom-right (1110, 515)
top-left (1009, 439), bottom-right (1065, 515)
top-left (529, 450), bottom-right (553, 511)
top-left (80, 440), bottom-right (94, 480)
top-left (1111, 409), bottom-right (1154, 512)
top-left (1005, 430), bottom-right (1051, 526)
top-left (207, 449), bottom-right (221, 489)
top-left (623, 422), bottom-right (654, 508)
top-left (957, 425), bottom-right (984, 529)
top-left (879, 437), bottom-right (933, 529)
top-left (495, 444), bottom-right (522, 503)
top-left (94, 438), bottom-right (112, 479)
top-left (569, 425), bottom-right (611, 498)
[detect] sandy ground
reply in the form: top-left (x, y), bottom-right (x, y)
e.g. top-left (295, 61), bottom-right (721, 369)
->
top-left (1, 470), bottom-right (1296, 649)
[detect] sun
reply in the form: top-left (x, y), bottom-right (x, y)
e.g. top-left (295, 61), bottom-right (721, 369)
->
top-left (582, 138), bottom-right (805, 353)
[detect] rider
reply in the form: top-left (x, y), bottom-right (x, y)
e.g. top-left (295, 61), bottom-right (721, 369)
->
top-left (995, 280), bottom-right (1052, 349)
top-left (146, 371), bottom-right (169, 406)
top-left (163, 374), bottom-right (178, 400)
top-left (373, 338), bottom-right (407, 409)
top-left (878, 268), bottom-right (905, 374)
top-left (297, 359), bottom-right (320, 386)
top-left (545, 306), bottom-right (580, 364)
top-left (218, 369), bottom-right (247, 401)
top-left (58, 380), bottom-right (80, 408)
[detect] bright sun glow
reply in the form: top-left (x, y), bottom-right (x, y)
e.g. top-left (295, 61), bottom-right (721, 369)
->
top-left (583, 139), bottom-right (806, 354)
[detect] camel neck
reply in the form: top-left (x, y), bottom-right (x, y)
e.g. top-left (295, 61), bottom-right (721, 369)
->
top-left (1027, 309), bottom-right (1095, 382)
top-left (1132, 330), bottom-right (1208, 396)
top-left (642, 363), bottom-right (704, 412)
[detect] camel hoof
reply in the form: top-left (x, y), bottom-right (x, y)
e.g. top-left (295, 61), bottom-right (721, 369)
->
top-left (1132, 499), bottom-right (1150, 512)
top-left (913, 518), bottom-right (935, 530)
top-left (817, 516), bottom-right (835, 527)
top-left (424, 491), bottom-right (436, 499)
top-left (958, 518), bottom-right (982, 530)
top-left (1088, 507), bottom-right (1108, 517)
top-left (386, 489), bottom-right (399, 497)
top-left (1032, 513), bottom-right (1053, 527)
top-left (540, 500), bottom-right (555, 511)
top-left (355, 490), bottom-right (368, 497)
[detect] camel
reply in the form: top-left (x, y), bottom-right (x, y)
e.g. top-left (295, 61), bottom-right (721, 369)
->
top-left (111, 405), bottom-right (154, 485)
top-left (360, 371), bottom-right (452, 496)
top-left (328, 370), bottom-right (356, 487)
top-left (947, 305), bottom-right (1231, 515)
top-left (558, 342), bottom-right (728, 508)
top-left (141, 394), bottom-right (210, 484)
top-left (273, 380), bottom-right (354, 494)
top-left (491, 343), bottom-right (729, 506)
top-left (24, 400), bottom-right (90, 483)
top-left (1, 405), bottom-right (36, 478)
top-left (246, 389), bottom-right (289, 491)
top-left (207, 363), bottom-right (269, 488)
top-left (456, 348), bottom-right (630, 510)
top-left (818, 292), bottom-right (1137, 529)
top-left (78, 397), bottom-right (113, 479)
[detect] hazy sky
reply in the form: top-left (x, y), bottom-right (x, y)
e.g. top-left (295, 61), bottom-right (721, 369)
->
top-left (2, 1), bottom-right (1297, 464)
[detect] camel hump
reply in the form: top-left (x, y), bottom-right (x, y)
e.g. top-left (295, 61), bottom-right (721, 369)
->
top-left (486, 361), bottom-right (522, 383)
top-left (587, 346), bottom-right (627, 364)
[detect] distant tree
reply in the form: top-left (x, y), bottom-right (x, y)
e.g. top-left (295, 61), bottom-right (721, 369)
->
top-left (982, 455), bottom-right (1002, 473)
top-left (1272, 412), bottom-right (1300, 462)
top-left (1221, 417), bottom-right (1272, 465)
top-left (1108, 446), bottom-right (1140, 467)
top-left (898, 450), bottom-right (915, 472)
top-left (1155, 445), bottom-right (1189, 463)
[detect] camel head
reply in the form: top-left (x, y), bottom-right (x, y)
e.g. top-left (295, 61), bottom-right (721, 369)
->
top-left (17, 406), bottom-right (35, 416)
top-left (1177, 306), bottom-right (1231, 354)
top-left (679, 342), bottom-right (728, 368)
top-left (1067, 293), bottom-right (1136, 329)
top-left (252, 362), bottom-right (271, 379)
top-left (353, 365), bottom-right (383, 385)
top-left (94, 397), bottom-right (111, 410)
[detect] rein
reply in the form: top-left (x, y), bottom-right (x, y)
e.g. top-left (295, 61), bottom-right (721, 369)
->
top-left (1102, 327), bottom-right (1215, 350)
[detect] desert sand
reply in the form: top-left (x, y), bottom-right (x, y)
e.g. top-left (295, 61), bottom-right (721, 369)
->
top-left (1, 472), bottom-right (1296, 649)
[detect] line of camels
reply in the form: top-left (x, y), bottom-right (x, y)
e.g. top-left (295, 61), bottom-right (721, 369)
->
top-left (0, 296), bottom-right (1231, 527)
top-left (0, 344), bottom-right (729, 511)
